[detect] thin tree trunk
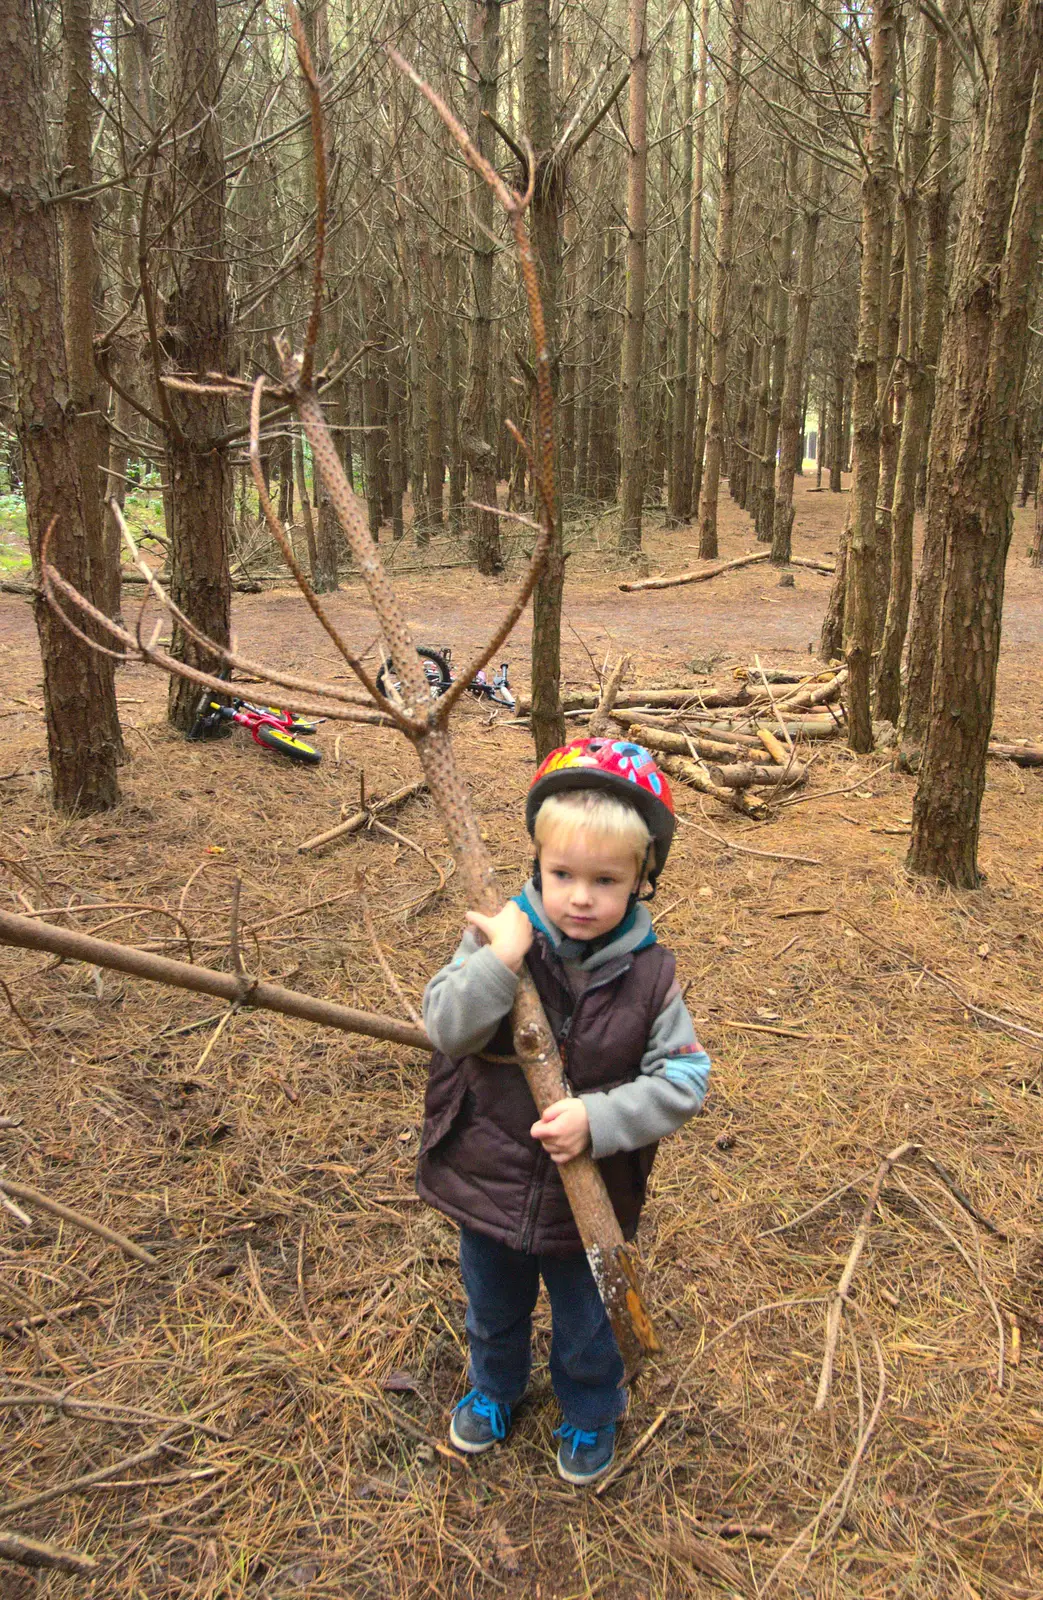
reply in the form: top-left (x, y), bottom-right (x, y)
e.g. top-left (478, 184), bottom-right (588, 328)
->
top-left (872, 221), bottom-right (904, 639)
top-left (876, 27), bottom-right (942, 724)
top-left (525, 0), bottom-right (567, 759)
top-left (295, 434), bottom-right (318, 572)
top-left (62, 0), bottom-right (124, 763)
top-left (164, 0), bottom-right (231, 731)
top-left (0, 0), bottom-right (120, 810)
top-left (844, 0), bottom-right (896, 752)
top-left (907, 5), bottom-right (1043, 887)
top-left (773, 109), bottom-right (825, 562)
top-left (420, 238), bottom-right (443, 544)
top-left (461, 0), bottom-right (504, 575)
top-left (758, 148), bottom-right (797, 542)
top-left (829, 362), bottom-right (844, 489)
top-left (667, 0), bottom-right (694, 528)
top-left (680, 0), bottom-right (711, 523)
top-left (385, 275), bottom-right (407, 543)
top-left (897, 32), bottom-right (956, 752)
top-left (1031, 435), bottom-right (1043, 565)
top-left (617, 0), bottom-right (649, 555)
top-left (697, 0), bottom-right (745, 559)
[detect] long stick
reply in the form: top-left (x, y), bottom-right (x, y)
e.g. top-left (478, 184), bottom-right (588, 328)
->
top-left (0, 1177), bottom-right (157, 1266)
top-left (0, 1530), bottom-right (98, 1578)
top-left (0, 907), bottom-right (429, 1050)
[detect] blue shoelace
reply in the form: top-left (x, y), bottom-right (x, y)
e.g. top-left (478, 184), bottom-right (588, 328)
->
top-left (457, 1389), bottom-right (510, 1440)
top-left (554, 1422), bottom-right (604, 1453)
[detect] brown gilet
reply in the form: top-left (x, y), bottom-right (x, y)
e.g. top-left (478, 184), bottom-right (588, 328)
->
top-left (416, 932), bottom-right (675, 1256)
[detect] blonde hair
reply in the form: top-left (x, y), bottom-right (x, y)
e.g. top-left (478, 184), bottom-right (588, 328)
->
top-left (533, 789), bottom-right (651, 874)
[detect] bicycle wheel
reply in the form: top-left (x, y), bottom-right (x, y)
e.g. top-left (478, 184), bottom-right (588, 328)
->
top-left (376, 646), bottom-right (452, 702)
top-left (254, 724), bottom-right (322, 764)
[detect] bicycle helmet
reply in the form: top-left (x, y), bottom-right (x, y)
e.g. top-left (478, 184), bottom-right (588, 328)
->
top-left (526, 737), bottom-right (676, 889)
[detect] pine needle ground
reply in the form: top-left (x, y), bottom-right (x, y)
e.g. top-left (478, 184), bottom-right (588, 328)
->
top-left (1, 482), bottom-right (1042, 1599)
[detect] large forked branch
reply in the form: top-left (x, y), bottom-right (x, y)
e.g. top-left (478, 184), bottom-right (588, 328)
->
top-left (33, 28), bottom-right (660, 1370)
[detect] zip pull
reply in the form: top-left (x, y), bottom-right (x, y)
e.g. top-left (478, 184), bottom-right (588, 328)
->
top-left (558, 1011), bottom-right (574, 1082)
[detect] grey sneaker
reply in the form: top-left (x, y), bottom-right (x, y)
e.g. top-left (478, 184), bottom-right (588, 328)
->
top-left (554, 1421), bottom-right (616, 1485)
top-left (449, 1390), bottom-right (512, 1454)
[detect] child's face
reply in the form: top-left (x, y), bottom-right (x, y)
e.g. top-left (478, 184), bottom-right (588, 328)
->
top-left (538, 829), bottom-right (642, 942)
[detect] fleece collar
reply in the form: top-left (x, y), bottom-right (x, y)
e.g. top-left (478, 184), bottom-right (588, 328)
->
top-left (511, 880), bottom-right (657, 970)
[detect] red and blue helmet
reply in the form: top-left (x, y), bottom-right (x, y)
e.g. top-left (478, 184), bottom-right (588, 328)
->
top-left (525, 737), bottom-right (676, 885)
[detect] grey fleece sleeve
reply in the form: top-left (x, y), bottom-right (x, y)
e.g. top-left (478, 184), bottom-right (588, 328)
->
top-left (422, 928), bottom-right (519, 1058)
top-left (579, 984), bottom-right (710, 1160)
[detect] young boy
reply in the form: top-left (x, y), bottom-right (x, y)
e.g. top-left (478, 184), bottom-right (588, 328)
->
top-left (418, 738), bottom-right (710, 1484)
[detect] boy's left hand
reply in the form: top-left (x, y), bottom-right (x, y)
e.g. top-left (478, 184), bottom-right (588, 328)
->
top-left (530, 1098), bottom-right (590, 1165)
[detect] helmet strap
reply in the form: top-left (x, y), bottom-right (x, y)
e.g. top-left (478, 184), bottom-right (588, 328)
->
top-left (631, 841), bottom-right (657, 909)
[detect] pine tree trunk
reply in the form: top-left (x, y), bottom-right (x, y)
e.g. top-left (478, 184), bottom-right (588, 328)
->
top-left (757, 151), bottom-right (796, 542)
top-left (0, 0), bottom-right (120, 810)
top-left (617, 0), bottom-right (649, 555)
top-left (829, 362), bottom-right (845, 490)
top-left (773, 92), bottom-right (825, 564)
top-left (697, 0), bottom-right (745, 559)
top-left (667, 0), bottom-right (694, 528)
top-left (907, 3), bottom-right (1043, 887)
top-left (680, 0), bottom-right (711, 523)
top-left (844, 0), bottom-right (896, 752)
top-left (461, 0), bottom-right (505, 575)
top-left (897, 32), bottom-right (956, 753)
top-left (524, 0), bottom-right (567, 760)
top-left (164, 0), bottom-right (231, 731)
top-left (1030, 436), bottom-right (1043, 565)
top-left (61, 0), bottom-right (124, 760)
top-left (876, 27), bottom-right (943, 724)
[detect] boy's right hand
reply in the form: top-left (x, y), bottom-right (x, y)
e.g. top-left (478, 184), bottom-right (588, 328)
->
top-left (466, 903), bottom-right (533, 973)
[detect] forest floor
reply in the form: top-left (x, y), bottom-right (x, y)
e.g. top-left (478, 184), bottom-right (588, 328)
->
top-left (2, 476), bottom-right (1043, 1600)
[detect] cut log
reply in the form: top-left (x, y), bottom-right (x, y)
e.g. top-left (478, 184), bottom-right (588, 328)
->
top-left (651, 752), bottom-right (770, 819)
top-left (617, 717), bottom-right (753, 763)
top-left (705, 760), bottom-right (807, 790)
top-left (989, 742), bottom-right (1043, 766)
top-left (772, 669), bottom-right (848, 711)
top-left (758, 727), bottom-right (790, 766)
top-left (0, 908), bottom-right (430, 1050)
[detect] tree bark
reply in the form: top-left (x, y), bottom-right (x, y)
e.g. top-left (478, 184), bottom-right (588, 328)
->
top-left (164, 0), bottom-right (231, 731)
top-left (461, 0), bottom-right (505, 575)
top-left (907, 2), bottom-right (1043, 887)
top-left (757, 147), bottom-right (797, 542)
top-left (0, 0), bottom-right (121, 811)
top-left (617, 0), bottom-right (649, 554)
top-left (843, 0), bottom-right (896, 751)
top-left (1031, 435), bottom-right (1043, 565)
top-left (666, 1), bottom-right (695, 528)
top-left (680, 0), bottom-right (712, 523)
top-left (697, 0), bottom-right (745, 558)
top-left (772, 12), bottom-right (831, 562)
top-left (876, 27), bottom-right (946, 724)
top-left (524, 0), bottom-right (567, 759)
top-left (896, 31), bottom-right (956, 750)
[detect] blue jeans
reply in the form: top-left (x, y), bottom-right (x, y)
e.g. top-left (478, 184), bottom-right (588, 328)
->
top-left (458, 1226), bottom-right (626, 1431)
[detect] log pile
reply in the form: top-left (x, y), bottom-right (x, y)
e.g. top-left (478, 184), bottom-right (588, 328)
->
top-left (517, 664), bottom-right (849, 817)
top-left (525, 660), bottom-right (1043, 817)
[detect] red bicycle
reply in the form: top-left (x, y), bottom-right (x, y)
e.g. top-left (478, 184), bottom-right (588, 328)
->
top-left (188, 674), bottom-right (322, 765)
